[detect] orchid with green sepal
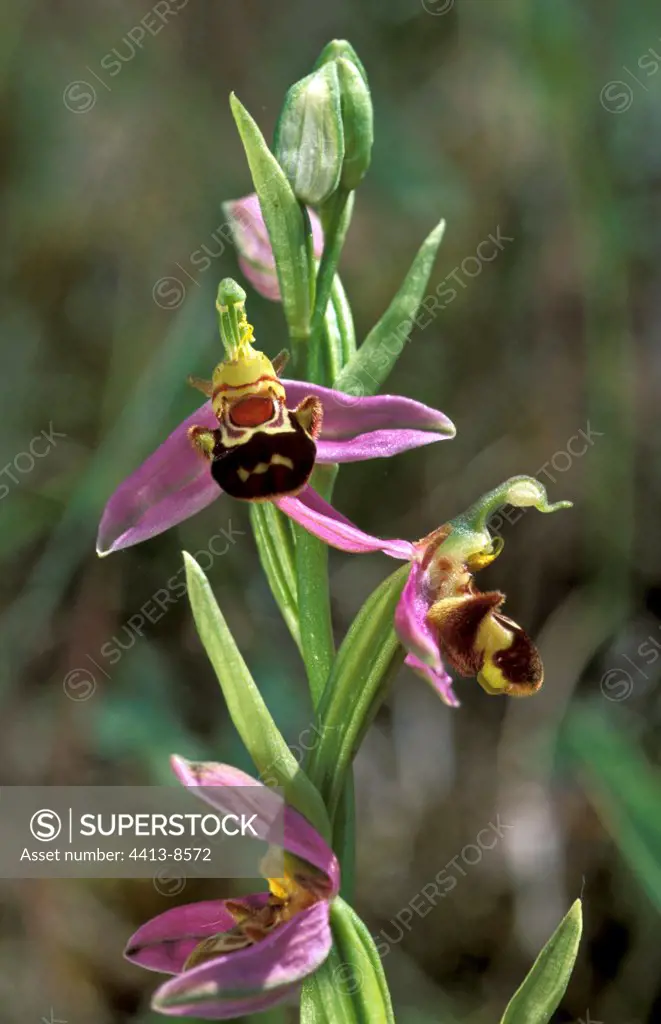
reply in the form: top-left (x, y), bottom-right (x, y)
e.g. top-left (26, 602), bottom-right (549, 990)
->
top-left (279, 476), bottom-right (572, 704)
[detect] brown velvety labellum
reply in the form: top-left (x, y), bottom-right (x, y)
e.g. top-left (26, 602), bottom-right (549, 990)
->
top-left (429, 591), bottom-right (504, 676)
top-left (210, 411), bottom-right (317, 500)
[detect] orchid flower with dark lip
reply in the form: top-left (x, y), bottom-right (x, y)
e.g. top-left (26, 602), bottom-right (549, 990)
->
top-left (279, 476), bottom-right (572, 707)
top-left (223, 192), bottom-right (324, 303)
top-left (126, 756), bottom-right (339, 1019)
top-left (96, 281), bottom-right (455, 556)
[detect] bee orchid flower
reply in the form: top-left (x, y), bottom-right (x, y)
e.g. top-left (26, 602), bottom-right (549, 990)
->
top-left (97, 280), bottom-right (455, 555)
top-left (279, 476), bottom-right (572, 706)
top-left (126, 756), bottom-right (339, 1019)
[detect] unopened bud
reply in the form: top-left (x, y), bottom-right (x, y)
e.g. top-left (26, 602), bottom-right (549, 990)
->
top-left (275, 64), bottom-right (345, 206)
top-left (315, 40), bottom-right (368, 83)
top-left (316, 41), bottom-right (373, 191)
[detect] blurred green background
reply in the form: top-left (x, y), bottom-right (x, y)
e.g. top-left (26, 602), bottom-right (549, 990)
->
top-left (3, 0), bottom-right (661, 1020)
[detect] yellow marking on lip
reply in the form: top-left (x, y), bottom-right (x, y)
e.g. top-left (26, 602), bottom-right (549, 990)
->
top-left (271, 454), bottom-right (294, 470)
top-left (237, 455), bottom-right (295, 483)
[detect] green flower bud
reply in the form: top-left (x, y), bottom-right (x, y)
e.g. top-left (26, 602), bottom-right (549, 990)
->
top-left (315, 40), bottom-right (373, 190)
top-left (315, 39), bottom-right (368, 83)
top-left (335, 57), bottom-right (373, 190)
top-left (275, 63), bottom-right (345, 206)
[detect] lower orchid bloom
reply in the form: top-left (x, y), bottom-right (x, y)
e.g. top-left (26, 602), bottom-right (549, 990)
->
top-left (126, 756), bottom-right (339, 1019)
top-left (97, 278), bottom-right (454, 555)
top-left (278, 476), bottom-right (572, 706)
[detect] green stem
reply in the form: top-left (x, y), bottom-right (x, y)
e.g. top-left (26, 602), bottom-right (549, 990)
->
top-left (249, 504), bottom-right (301, 654)
top-left (294, 464), bottom-right (337, 705)
top-left (308, 189), bottom-right (354, 383)
top-left (290, 330), bottom-right (310, 378)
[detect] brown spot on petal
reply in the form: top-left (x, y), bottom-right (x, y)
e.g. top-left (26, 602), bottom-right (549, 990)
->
top-left (183, 928), bottom-right (254, 969)
top-left (428, 592), bottom-right (504, 676)
top-left (491, 614), bottom-right (543, 695)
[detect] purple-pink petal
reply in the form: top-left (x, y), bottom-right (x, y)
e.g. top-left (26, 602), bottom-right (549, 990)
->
top-left (125, 895), bottom-right (270, 975)
top-left (405, 653), bottom-right (459, 707)
top-left (97, 378), bottom-right (453, 554)
top-left (276, 487), bottom-right (415, 561)
top-left (282, 380), bottom-right (455, 440)
top-left (152, 902), bottom-right (332, 1019)
top-left (395, 562), bottom-right (459, 706)
top-left (394, 561), bottom-right (444, 670)
top-left (317, 428), bottom-right (449, 463)
top-left (226, 194), bottom-right (323, 303)
top-left (171, 757), bottom-right (340, 896)
top-left (238, 257), bottom-right (282, 302)
top-left (224, 194), bottom-right (271, 263)
top-left (96, 403), bottom-right (220, 556)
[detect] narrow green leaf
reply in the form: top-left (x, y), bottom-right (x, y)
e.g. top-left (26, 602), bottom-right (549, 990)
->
top-left (331, 898), bottom-right (395, 1023)
top-left (230, 93), bottom-right (312, 341)
top-left (306, 564), bottom-right (410, 820)
top-left (301, 900), bottom-right (395, 1024)
top-left (334, 219), bottom-right (446, 397)
top-left (500, 900), bottom-right (583, 1024)
top-left (183, 552), bottom-right (330, 838)
top-left (301, 946), bottom-right (359, 1024)
top-left (249, 503), bottom-right (301, 653)
top-left (331, 274), bottom-right (357, 365)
